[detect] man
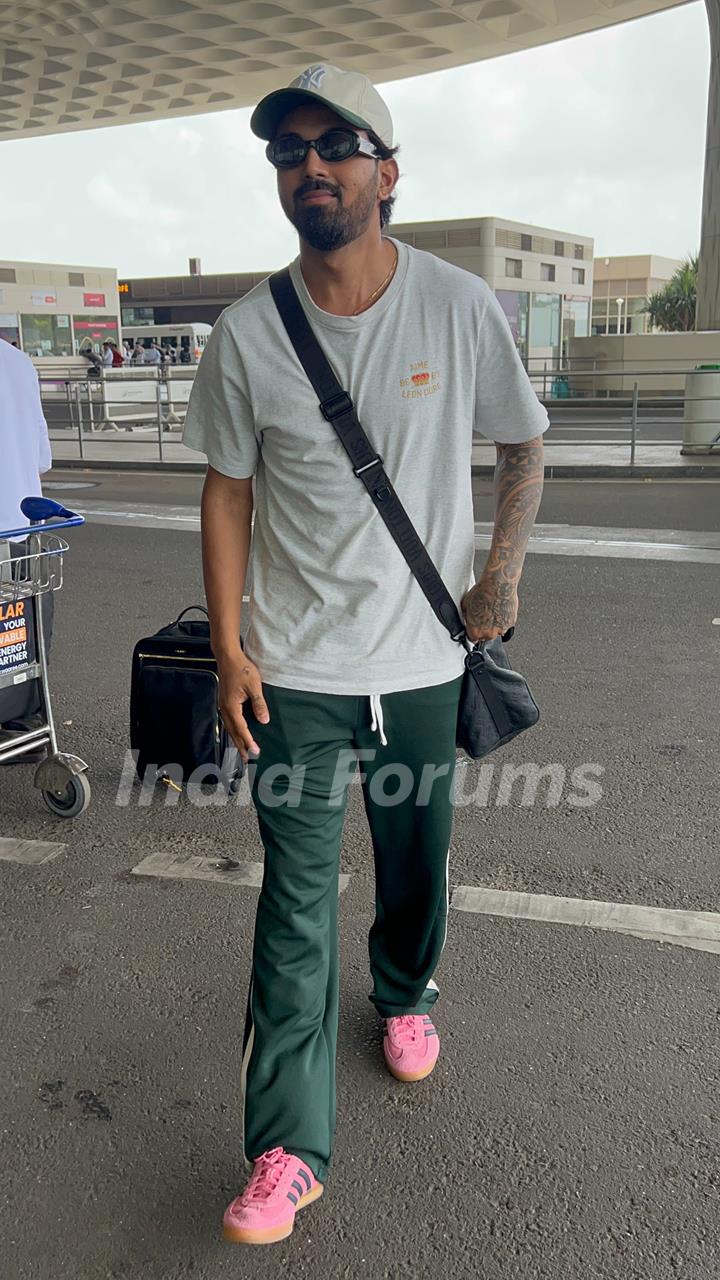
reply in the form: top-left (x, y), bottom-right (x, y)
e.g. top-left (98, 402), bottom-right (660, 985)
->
top-left (0, 338), bottom-right (53, 753)
top-left (100, 341), bottom-right (113, 367)
top-left (143, 341), bottom-right (162, 367)
top-left (182, 64), bottom-right (547, 1247)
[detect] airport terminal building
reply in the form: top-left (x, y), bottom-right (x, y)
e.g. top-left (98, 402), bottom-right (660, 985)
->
top-left (0, 259), bottom-right (121, 356)
top-left (118, 215), bottom-right (594, 368)
top-left (591, 254), bottom-right (682, 336)
top-left (11, 227), bottom-right (691, 369)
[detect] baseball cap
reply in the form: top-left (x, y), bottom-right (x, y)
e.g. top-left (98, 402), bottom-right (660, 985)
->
top-left (250, 64), bottom-right (394, 148)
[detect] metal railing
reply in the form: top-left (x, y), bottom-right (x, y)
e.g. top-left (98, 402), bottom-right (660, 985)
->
top-left (42, 361), bottom-right (720, 468)
top-left (525, 355), bottom-right (718, 401)
top-left (41, 366), bottom-right (194, 464)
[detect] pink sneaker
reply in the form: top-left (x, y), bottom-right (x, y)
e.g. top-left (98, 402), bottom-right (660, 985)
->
top-left (222, 1146), bottom-right (323, 1245)
top-left (384, 1014), bottom-right (440, 1082)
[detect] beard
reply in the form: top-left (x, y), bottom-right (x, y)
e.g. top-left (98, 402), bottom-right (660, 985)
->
top-left (286, 172), bottom-right (378, 251)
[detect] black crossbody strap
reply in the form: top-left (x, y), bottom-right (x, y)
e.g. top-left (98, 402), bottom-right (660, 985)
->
top-left (269, 266), bottom-right (468, 645)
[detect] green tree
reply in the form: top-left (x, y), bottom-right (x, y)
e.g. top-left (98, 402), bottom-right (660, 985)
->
top-left (645, 254), bottom-right (698, 332)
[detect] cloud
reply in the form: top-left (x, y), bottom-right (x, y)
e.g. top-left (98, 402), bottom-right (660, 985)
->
top-left (0, 1), bottom-right (710, 273)
top-left (86, 176), bottom-right (186, 228)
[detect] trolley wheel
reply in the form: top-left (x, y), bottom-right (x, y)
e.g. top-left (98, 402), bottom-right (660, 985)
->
top-left (41, 771), bottom-right (91, 819)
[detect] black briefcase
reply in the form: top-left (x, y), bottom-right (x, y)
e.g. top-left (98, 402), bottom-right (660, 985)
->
top-left (130, 606), bottom-right (242, 791)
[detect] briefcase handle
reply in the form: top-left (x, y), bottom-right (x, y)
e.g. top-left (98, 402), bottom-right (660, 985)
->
top-left (174, 605), bottom-right (209, 626)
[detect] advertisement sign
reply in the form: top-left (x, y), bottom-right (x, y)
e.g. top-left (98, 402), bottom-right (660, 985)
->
top-left (56, 314), bottom-right (70, 327)
top-left (31, 291), bottom-right (57, 306)
top-left (0, 597), bottom-right (33, 676)
top-left (73, 316), bottom-right (118, 338)
top-left (83, 292), bottom-right (106, 307)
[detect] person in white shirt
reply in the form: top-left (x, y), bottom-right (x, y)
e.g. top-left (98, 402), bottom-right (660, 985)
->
top-left (143, 342), bottom-right (162, 367)
top-left (0, 339), bottom-right (54, 745)
top-left (101, 342), bottom-right (113, 367)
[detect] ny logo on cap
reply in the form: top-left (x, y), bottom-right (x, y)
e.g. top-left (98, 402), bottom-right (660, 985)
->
top-left (296, 65), bottom-right (327, 92)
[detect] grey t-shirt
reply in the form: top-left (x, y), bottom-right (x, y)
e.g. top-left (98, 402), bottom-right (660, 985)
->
top-left (182, 239), bottom-right (549, 695)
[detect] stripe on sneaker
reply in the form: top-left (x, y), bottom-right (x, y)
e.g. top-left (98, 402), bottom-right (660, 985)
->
top-left (287, 1191), bottom-right (298, 1205)
top-left (291, 1179), bottom-right (304, 1196)
top-left (424, 1028), bottom-right (438, 1036)
top-left (297, 1167), bottom-right (312, 1190)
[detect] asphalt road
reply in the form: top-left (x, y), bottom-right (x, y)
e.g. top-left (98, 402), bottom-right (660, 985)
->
top-left (47, 467), bottom-right (720, 532)
top-left (1, 476), bottom-right (719, 1279)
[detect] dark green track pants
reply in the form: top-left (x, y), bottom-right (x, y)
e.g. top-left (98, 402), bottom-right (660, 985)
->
top-left (241, 674), bottom-right (463, 1183)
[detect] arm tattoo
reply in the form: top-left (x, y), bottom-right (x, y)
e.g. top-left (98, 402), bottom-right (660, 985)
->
top-left (485, 435), bottom-right (545, 587)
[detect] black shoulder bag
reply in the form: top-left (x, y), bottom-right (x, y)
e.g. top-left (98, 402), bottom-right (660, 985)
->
top-left (268, 267), bottom-right (540, 760)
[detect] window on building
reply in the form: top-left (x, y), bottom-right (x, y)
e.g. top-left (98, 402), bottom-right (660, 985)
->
top-left (562, 297), bottom-right (590, 347)
top-left (20, 313), bottom-right (74, 357)
top-left (68, 271), bottom-right (85, 287)
top-left (121, 306), bottom-right (154, 325)
top-left (414, 230), bottom-right (447, 249)
top-left (0, 268), bottom-right (16, 284)
top-left (447, 227), bottom-right (482, 248)
top-left (554, 240), bottom-right (564, 257)
top-left (0, 313), bottom-right (20, 346)
top-left (574, 244), bottom-right (584, 260)
top-left (540, 263), bottom-right (555, 282)
top-left (530, 293), bottom-right (561, 354)
top-left (495, 290), bottom-right (530, 363)
top-left (572, 268), bottom-right (585, 285)
top-left (520, 234), bottom-right (532, 252)
top-left (626, 296), bottom-right (649, 335)
top-left (72, 314), bottom-right (119, 353)
top-left (505, 258), bottom-right (522, 279)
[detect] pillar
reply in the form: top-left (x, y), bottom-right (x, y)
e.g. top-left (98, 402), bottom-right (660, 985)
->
top-left (696, 0), bottom-right (720, 331)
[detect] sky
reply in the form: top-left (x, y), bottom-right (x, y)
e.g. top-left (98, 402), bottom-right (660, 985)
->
top-left (0, 1), bottom-right (710, 278)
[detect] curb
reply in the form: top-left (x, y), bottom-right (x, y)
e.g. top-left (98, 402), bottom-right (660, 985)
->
top-left (53, 458), bottom-right (720, 480)
top-left (52, 457), bottom-right (206, 474)
top-left (472, 463), bottom-right (720, 480)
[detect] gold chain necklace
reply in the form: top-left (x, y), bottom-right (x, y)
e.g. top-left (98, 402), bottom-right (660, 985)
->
top-left (352, 245), bottom-right (398, 316)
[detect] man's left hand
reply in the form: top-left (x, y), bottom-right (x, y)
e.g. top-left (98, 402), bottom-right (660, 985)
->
top-left (460, 571), bottom-right (519, 643)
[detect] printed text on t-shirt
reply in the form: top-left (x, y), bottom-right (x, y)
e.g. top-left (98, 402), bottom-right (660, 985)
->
top-left (400, 360), bottom-right (441, 399)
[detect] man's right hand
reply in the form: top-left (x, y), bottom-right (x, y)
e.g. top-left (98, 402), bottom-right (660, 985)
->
top-left (216, 648), bottom-right (270, 762)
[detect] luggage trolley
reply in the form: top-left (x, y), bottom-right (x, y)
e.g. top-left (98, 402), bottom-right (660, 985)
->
top-left (0, 496), bottom-right (90, 818)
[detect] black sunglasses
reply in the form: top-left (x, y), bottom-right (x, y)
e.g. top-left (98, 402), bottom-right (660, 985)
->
top-left (266, 127), bottom-right (379, 170)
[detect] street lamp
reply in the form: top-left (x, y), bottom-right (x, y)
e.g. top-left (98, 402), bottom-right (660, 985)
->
top-left (615, 296), bottom-right (624, 336)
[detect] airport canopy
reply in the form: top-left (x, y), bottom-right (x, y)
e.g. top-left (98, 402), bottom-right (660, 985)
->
top-left (1, 0), bottom-right (691, 141)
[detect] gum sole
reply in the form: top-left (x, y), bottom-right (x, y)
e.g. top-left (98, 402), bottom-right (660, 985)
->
top-left (386, 1057), bottom-right (439, 1083)
top-left (222, 1183), bottom-right (324, 1245)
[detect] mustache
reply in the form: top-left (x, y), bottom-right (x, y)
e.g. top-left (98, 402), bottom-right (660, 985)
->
top-left (294, 179), bottom-right (340, 201)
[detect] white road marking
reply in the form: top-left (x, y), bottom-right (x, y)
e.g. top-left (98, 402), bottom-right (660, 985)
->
top-left (451, 885), bottom-right (720, 955)
top-left (71, 503), bottom-right (720, 565)
top-left (0, 837), bottom-right (65, 865)
top-left (713, 618), bottom-right (720, 625)
top-left (74, 502), bottom-right (200, 532)
top-left (132, 849), bottom-right (349, 892)
top-left (474, 522), bottom-right (720, 564)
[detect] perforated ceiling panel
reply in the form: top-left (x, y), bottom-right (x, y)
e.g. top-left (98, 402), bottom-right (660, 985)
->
top-left (1, 0), bottom-right (688, 141)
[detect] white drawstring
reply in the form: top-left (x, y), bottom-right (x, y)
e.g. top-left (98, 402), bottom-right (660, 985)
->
top-left (369, 694), bottom-right (388, 746)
